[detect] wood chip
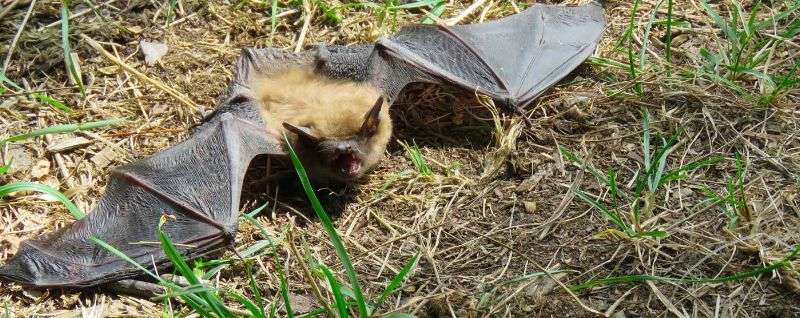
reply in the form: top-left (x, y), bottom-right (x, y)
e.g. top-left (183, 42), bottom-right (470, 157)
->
top-left (30, 159), bottom-right (50, 178)
top-left (46, 136), bottom-right (92, 153)
top-left (91, 147), bottom-right (123, 169)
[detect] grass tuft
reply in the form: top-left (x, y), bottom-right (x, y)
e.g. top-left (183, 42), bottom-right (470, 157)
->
top-left (60, 0), bottom-right (85, 96)
top-left (399, 140), bottom-right (432, 177)
top-left (562, 109), bottom-right (722, 239)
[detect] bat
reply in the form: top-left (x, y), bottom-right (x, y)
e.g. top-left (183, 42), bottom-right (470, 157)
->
top-left (0, 1), bottom-right (606, 288)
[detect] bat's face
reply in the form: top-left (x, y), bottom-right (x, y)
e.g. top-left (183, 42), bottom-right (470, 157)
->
top-left (284, 97), bottom-right (392, 183)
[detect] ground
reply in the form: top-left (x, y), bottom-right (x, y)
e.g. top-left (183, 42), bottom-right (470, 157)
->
top-left (1, 0), bottom-right (799, 317)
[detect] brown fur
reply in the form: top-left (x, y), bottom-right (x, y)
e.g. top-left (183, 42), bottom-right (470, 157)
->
top-left (253, 67), bottom-right (393, 181)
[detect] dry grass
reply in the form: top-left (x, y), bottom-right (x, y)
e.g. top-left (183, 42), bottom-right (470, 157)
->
top-left (1, 0), bottom-right (800, 317)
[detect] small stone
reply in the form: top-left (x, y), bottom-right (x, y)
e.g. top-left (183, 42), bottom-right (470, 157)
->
top-left (47, 136), bottom-right (92, 153)
top-left (31, 159), bottom-right (51, 178)
top-left (140, 40), bottom-right (169, 66)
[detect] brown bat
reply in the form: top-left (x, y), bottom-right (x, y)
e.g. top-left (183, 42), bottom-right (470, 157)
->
top-left (0, 2), bottom-right (606, 288)
top-left (255, 66), bottom-right (392, 183)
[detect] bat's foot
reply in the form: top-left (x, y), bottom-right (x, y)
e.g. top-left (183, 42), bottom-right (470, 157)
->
top-left (106, 274), bottom-right (190, 298)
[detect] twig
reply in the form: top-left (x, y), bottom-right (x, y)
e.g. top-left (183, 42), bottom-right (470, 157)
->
top-left (445, 0), bottom-right (487, 25)
top-left (80, 34), bottom-right (199, 113)
top-left (294, 0), bottom-right (313, 53)
top-left (41, 0), bottom-right (119, 29)
top-left (2, 0), bottom-right (36, 74)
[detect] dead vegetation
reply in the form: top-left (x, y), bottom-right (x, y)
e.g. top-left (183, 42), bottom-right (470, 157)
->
top-left (1, 0), bottom-right (799, 317)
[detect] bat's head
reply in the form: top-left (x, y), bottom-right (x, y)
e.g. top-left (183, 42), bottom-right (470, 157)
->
top-left (283, 97), bottom-right (392, 183)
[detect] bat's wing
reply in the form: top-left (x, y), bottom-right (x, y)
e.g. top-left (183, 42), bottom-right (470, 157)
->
top-left (0, 53), bottom-right (285, 288)
top-left (317, 1), bottom-right (606, 110)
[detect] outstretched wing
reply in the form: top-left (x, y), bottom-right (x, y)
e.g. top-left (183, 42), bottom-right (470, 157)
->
top-left (317, 2), bottom-right (606, 110)
top-left (0, 53), bottom-right (284, 288)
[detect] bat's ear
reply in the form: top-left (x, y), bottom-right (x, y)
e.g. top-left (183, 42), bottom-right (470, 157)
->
top-left (360, 97), bottom-right (384, 137)
top-left (283, 122), bottom-right (320, 144)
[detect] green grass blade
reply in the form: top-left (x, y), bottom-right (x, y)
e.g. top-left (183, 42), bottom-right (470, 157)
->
top-left (606, 169), bottom-right (621, 206)
top-left (0, 73), bottom-right (71, 112)
top-left (665, 0), bottom-right (673, 63)
top-left (638, 0), bottom-right (665, 69)
top-left (0, 158), bottom-right (12, 175)
top-left (400, 140), bottom-right (432, 177)
top-left (91, 236), bottom-right (216, 316)
top-left (641, 108), bottom-right (651, 184)
top-left (575, 190), bottom-right (631, 236)
top-left (587, 57), bottom-right (629, 69)
top-left (229, 290), bottom-right (267, 318)
top-left (636, 229), bottom-right (668, 238)
top-left (650, 137), bottom-right (679, 192)
top-left (61, 0), bottom-right (85, 96)
top-left (422, 0), bottom-right (446, 24)
top-left (277, 265), bottom-right (294, 318)
top-left (89, 236), bottom-right (161, 280)
top-left (392, 0), bottom-right (440, 9)
top-left (319, 264), bottom-right (349, 318)
top-left (0, 118), bottom-right (126, 146)
top-left (32, 93), bottom-right (72, 112)
top-left (616, 0), bottom-right (642, 49)
top-left (0, 182), bottom-right (85, 219)
top-left (246, 261), bottom-right (266, 315)
top-left (372, 253), bottom-right (420, 314)
top-left (270, 0), bottom-right (279, 40)
top-left (559, 146), bottom-right (604, 184)
top-left (158, 226), bottom-right (233, 317)
top-left (700, 0), bottom-right (739, 49)
top-left (658, 156), bottom-right (723, 187)
top-left (283, 133), bottom-right (369, 318)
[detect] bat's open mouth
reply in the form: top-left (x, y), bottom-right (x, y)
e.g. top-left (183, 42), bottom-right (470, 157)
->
top-left (336, 153), bottom-right (362, 177)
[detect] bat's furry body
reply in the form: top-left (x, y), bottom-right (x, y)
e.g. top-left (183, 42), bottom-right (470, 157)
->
top-left (254, 67), bottom-right (392, 182)
top-left (0, 2), bottom-right (606, 288)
